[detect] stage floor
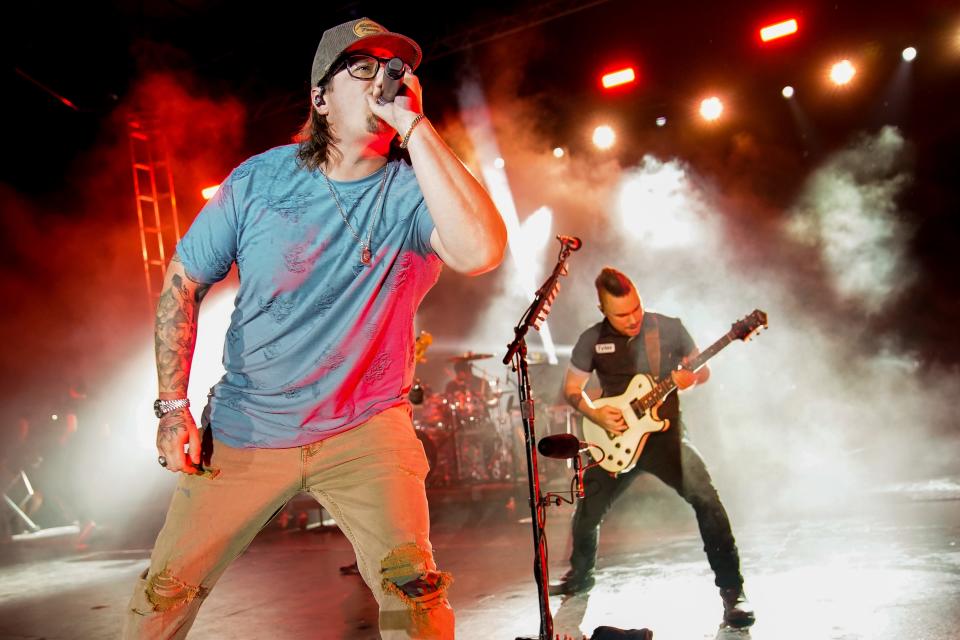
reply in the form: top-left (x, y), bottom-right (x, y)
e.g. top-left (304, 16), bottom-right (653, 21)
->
top-left (1, 480), bottom-right (958, 639)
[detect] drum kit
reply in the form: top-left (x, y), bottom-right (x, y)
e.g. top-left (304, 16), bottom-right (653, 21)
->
top-left (412, 351), bottom-right (519, 487)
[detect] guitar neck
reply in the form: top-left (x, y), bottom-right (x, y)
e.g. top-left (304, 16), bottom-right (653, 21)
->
top-left (634, 332), bottom-right (735, 411)
top-left (688, 333), bottom-right (734, 371)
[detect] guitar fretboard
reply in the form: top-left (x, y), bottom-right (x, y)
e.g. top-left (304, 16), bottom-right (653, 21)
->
top-left (630, 332), bottom-right (735, 413)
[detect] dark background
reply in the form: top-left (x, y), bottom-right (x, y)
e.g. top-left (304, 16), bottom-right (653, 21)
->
top-left (1, 0), bottom-right (957, 452)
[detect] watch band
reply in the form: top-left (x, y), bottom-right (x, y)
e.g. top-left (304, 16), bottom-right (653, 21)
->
top-left (154, 398), bottom-right (190, 418)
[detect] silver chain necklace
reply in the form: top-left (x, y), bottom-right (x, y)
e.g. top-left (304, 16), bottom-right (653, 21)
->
top-left (319, 163), bottom-right (390, 266)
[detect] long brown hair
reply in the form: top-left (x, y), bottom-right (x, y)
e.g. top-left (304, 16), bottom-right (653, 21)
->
top-left (294, 101), bottom-right (340, 171)
top-left (293, 71), bottom-right (409, 170)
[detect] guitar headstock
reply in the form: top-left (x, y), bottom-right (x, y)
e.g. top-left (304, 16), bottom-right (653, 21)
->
top-left (414, 331), bottom-right (433, 363)
top-left (730, 309), bottom-right (768, 341)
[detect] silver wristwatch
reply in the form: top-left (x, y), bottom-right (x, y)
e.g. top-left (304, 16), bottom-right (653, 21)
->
top-left (154, 398), bottom-right (190, 418)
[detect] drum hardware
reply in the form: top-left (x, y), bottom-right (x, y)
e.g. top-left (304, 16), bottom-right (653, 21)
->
top-left (412, 388), bottom-right (517, 486)
top-left (448, 351), bottom-right (494, 362)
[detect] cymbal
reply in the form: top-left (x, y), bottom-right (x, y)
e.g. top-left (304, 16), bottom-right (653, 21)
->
top-left (448, 351), bottom-right (493, 362)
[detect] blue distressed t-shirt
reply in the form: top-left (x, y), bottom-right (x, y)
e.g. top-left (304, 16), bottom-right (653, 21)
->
top-left (176, 144), bottom-right (442, 448)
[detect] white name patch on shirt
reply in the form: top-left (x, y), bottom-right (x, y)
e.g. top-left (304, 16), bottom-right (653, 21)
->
top-left (595, 343), bottom-right (616, 354)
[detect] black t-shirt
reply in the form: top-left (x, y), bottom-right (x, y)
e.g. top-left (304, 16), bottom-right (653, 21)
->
top-left (570, 311), bottom-right (695, 424)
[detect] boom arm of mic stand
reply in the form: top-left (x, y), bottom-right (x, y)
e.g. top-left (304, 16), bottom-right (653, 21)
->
top-left (503, 247), bottom-right (573, 365)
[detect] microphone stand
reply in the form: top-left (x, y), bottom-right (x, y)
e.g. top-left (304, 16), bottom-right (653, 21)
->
top-left (503, 239), bottom-right (576, 640)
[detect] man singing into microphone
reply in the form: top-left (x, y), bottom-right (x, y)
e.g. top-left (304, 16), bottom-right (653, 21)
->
top-left (123, 17), bottom-right (506, 639)
top-left (550, 268), bottom-right (754, 629)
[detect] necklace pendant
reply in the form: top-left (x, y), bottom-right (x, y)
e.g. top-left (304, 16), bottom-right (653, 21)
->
top-left (361, 247), bottom-right (372, 265)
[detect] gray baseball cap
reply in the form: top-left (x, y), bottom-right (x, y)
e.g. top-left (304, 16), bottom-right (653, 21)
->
top-left (310, 17), bottom-right (422, 87)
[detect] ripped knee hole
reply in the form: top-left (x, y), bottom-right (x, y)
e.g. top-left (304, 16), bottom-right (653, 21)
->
top-left (379, 543), bottom-right (452, 606)
top-left (143, 568), bottom-right (208, 612)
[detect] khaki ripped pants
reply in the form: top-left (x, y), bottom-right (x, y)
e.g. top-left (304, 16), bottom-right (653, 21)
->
top-left (122, 405), bottom-right (454, 639)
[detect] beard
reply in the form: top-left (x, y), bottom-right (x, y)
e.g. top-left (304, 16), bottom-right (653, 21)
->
top-left (366, 112), bottom-right (390, 134)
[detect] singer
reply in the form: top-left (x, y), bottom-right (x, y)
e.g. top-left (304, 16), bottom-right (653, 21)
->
top-left (122, 16), bottom-right (506, 640)
top-left (550, 268), bottom-right (755, 628)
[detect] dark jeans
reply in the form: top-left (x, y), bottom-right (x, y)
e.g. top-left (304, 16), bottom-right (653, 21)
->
top-left (568, 433), bottom-right (743, 589)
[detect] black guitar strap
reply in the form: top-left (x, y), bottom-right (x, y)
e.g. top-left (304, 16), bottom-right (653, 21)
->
top-left (642, 314), bottom-right (661, 378)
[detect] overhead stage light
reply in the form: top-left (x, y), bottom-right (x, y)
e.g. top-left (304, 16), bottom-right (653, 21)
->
top-left (902, 47), bottom-right (917, 62)
top-left (760, 18), bottom-right (799, 43)
top-left (829, 60), bottom-right (856, 86)
top-left (782, 86), bottom-right (795, 99)
top-left (592, 125), bottom-right (616, 150)
top-left (699, 97), bottom-right (724, 121)
top-left (553, 147), bottom-right (565, 158)
top-left (493, 157), bottom-right (505, 169)
top-left (201, 185), bottom-right (220, 200)
top-left (655, 116), bottom-right (667, 127)
top-left (601, 67), bottom-right (637, 90)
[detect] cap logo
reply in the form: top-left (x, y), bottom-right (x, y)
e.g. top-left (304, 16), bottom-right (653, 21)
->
top-left (353, 19), bottom-right (385, 37)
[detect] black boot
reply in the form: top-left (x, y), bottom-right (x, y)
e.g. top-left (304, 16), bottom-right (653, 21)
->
top-left (592, 626), bottom-right (653, 639)
top-left (720, 586), bottom-right (755, 628)
top-left (548, 569), bottom-right (595, 596)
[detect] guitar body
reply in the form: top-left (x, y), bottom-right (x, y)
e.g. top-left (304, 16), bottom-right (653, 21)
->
top-left (582, 373), bottom-right (671, 475)
top-left (579, 309), bottom-right (768, 477)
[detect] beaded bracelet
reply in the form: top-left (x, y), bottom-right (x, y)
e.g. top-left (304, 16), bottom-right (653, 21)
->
top-left (399, 113), bottom-right (426, 149)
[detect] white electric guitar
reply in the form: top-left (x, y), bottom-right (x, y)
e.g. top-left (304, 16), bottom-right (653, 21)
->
top-left (582, 310), bottom-right (768, 475)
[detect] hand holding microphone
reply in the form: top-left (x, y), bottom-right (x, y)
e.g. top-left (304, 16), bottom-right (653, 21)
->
top-left (377, 57), bottom-right (406, 105)
top-left (367, 57), bottom-right (425, 142)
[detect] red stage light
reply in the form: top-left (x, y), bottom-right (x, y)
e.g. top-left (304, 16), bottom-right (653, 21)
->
top-left (201, 185), bottom-right (221, 200)
top-left (601, 67), bottom-right (637, 89)
top-left (760, 19), bottom-right (799, 43)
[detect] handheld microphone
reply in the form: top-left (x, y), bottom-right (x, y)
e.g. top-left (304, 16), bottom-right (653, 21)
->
top-left (556, 235), bottom-right (582, 251)
top-left (537, 433), bottom-right (583, 459)
top-left (377, 57), bottom-right (406, 105)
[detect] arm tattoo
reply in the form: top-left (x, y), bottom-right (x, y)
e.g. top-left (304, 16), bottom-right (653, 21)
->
top-left (565, 392), bottom-right (583, 411)
top-left (158, 424), bottom-right (185, 436)
top-left (155, 267), bottom-right (210, 394)
top-left (157, 413), bottom-right (188, 448)
top-left (172, 252), bottom-right (210, 296)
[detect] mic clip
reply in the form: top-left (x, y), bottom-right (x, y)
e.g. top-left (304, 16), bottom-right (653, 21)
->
top-left (574, 454), bottom-right (585, 499)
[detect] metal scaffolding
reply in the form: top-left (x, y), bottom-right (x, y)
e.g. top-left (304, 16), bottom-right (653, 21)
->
top-left (126, 111), bottom-right (181, 311)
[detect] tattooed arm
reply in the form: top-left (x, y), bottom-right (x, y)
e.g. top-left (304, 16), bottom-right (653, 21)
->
top-left (563, 365), bottom-right (628, 436)
top-left (154, 253), bottom-right (211, 473)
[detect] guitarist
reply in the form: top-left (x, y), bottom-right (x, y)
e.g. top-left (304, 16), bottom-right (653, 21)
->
top-left (549, 267), bottom-right (755, 629)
